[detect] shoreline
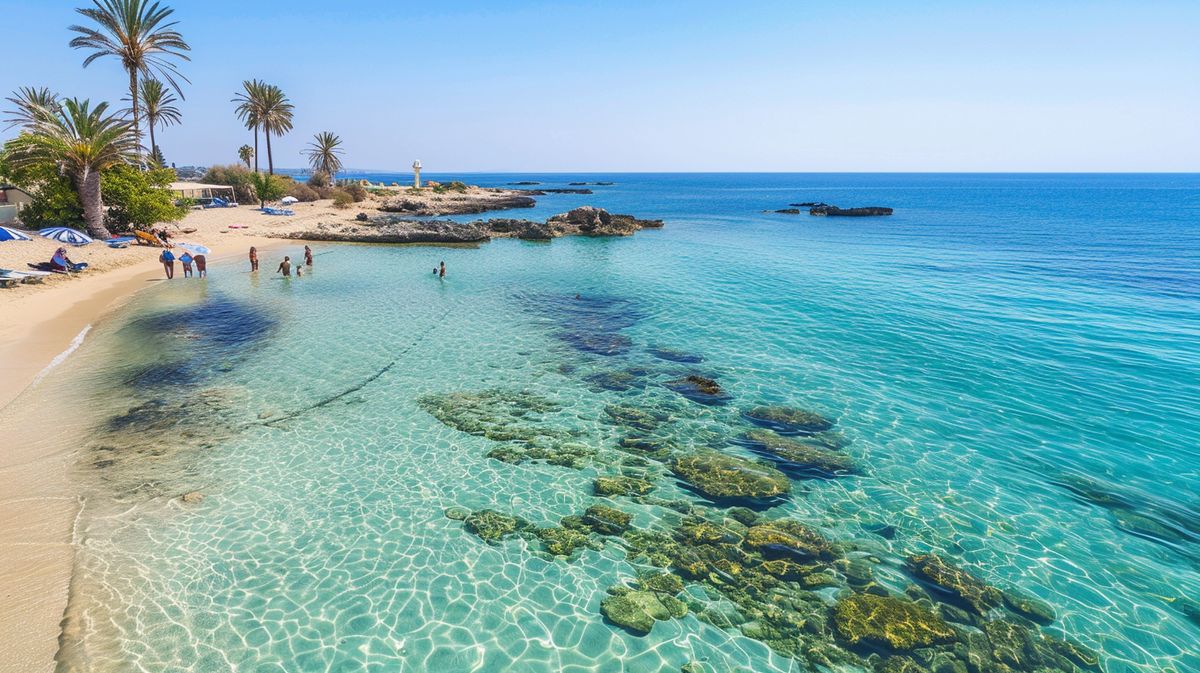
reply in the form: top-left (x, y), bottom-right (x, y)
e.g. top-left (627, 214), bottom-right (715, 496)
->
top-left (0, 235), bottom-right (281, 673)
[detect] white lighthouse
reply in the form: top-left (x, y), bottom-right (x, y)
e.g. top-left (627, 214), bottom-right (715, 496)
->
top-left (412, 160), bottom-right (422, 189)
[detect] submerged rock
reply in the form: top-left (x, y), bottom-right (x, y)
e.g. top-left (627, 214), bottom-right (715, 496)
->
top-left (464, 509), bottom-right (525, 542)
top-left (560, 331), bottom-right (633, 356)
top-left (584, 368), bottom-right (647, 392)
top-left (743, 406), bottom-right (835, 434)
top-left (418, 390), bottom-right (566, 443)
top-left (486, 441), bottom-right (594, 469)
top-left (605, 404), bottom-right (668, 432)
top-left (601, 586), bottom-right (688, 634)
top-left (671, 452), bottom-right (791, 503)
top-left (638, 572), bottom-right (685, 595)
top-left (582, 505), bottom-right (633, 535)
top-left (444, 506), bottom-right (470, 521)
top-left (618, 436), bottom-right (675, 460)
top-left (1001, 589), bottom-right (1056, 625)
top-left (647, 347), bottom-right (704, 364)
top-left (906, 554), bottom-right (1002, 615)
top-left (665, 375), bottom-right (732, 406)
top-left (739, 429), bottom-right (857, 477)
top-left (594, 476), bottom-right (655, 497)
top-left (535, 526), bottom-right (592, 556)
top-left (832, 593), bottom-right (956, 651)
top-left (745, 519), bottom-right (838, 562)
top-left (809, 205), bottom-right (893, 217)
top-left (179, 491), bottom-right (205, 504)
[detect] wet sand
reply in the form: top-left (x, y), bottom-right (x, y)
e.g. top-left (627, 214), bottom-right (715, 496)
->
top-left (0, 217), bottom-right (294, 673)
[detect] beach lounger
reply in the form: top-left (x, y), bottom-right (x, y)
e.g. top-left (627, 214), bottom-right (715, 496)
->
top-left (105, 236), bottom-right (135, 249)
top-left (261, 207), bottom-right (295, 216)
top-left (1, 270), bottom-right (49, 284)
top-left (134, 230), bottom-right (167, 247)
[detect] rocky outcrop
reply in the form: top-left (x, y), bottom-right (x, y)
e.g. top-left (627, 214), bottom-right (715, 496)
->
top-left (810, 205), bottom-right (893, 216)
top-left (275, 207), bottom-right (663, 245)
top-left (378, 188), bottom-right (535, 215)
top-left (547, 206), bottom-right (663, 237)
top-left (525, 188), bottom-right (593, 195)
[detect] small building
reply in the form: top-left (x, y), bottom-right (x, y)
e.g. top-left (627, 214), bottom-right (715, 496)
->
top-left (0, 185), bottom-right (34, 224)
top-left (168, 181), bottom-right (237, 204)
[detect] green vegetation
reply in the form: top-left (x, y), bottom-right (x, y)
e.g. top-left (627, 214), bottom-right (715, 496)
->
top-left (237, 144), bottom-right (254, 170)
top-left (331, 189), bottom-right (353, 209)
top-left (69, 0), bottom-right (191, 165)
top-left (431, 180), bottom-right (469, 194)
top-left (247, 171), bottom-right (288, 207)
top-left (101, 165), bottom-right (185, 231)
top-left (137, 78), bottom-right (181, 165)
top-left (304, 131), bottom-right (344, 180)
top-left (2, 98), bottom-right (138, 238)
top-left (233, 80), bottom-right (293, 175)
top-left (200, 164), bottom-right (257, 203)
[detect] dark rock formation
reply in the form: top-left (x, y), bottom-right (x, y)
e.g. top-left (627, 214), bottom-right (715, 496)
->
top-left (809, 205), bottom-right (893, 216)
top-left (277, 207), bottom-right (663, 245)
top-left (507, 181), bottom-right (541, 185)
top-left (774, 208), bottom-right (802, 214)
top-left (665, 375), bottom-right (732, 406)
top-left (525, 188), bottom-right (594, 195)
top-left (743, 406), bottom-right (835, 435)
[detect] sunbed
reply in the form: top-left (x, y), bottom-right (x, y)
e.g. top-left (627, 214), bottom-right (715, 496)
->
top-left (262, 206), bottom-right (295, 216)
top-left (134, 230), bottom-right (167, 247)
top-left (0, 269), bottom-right (49, 284)
top-left (106, 236), bottom-right (135, 249)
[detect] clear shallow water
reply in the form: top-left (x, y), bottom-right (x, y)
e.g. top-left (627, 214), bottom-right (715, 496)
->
top-left (29, 174), bottom-right (1200, 672)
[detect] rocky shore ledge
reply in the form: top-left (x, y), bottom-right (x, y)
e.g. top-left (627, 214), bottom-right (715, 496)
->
top-left (772, 202), bottom-right (893, 216)
top-left (271, 206), bottom-right (663, 244)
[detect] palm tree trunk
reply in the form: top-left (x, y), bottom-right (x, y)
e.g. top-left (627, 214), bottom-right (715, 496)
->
top-left (266, 128), bottom-right (274, 175)
top-left (148, 121), bottom-right (157, 166)
top-left (77, 167), bottom-right (112, 240)
top-left (128, 69), bottom-right (142, 168)
top-left (253, 127), bottom-right (260, 173)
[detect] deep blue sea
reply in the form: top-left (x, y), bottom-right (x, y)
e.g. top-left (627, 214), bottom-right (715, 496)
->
top-left (25, 173), bottom-right (1200, 672)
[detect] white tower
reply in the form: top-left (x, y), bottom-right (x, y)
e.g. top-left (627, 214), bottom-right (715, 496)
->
top-left (412, 160), bottom-right (422, 188)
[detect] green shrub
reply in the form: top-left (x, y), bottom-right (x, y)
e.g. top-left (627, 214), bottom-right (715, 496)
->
top-left (307, 171), bottom-right (331, 188)
top-left (248, 172), bottom-right (290, 207)
top-left (201, 164), bottom-right (257, 204)
top-left (289, 183), bottom-right (320, 202)
top-left (344, 182), bottom-right (367, 202)
top-left (101, 165), bottom-right (186, 231)
top-left (331, 189), bottom-right (353, 209)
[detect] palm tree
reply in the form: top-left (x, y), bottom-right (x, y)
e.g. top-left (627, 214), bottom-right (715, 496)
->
top-left (232, 78), bottom-right (266, 172)
top-left (3, 87), bottom-right (60, 130)
top-left (304, 132), bottom-right (344, 181)
top-left (69, 0), bottom-right (190, 165)
top-left (238, 144), bottom-right (254, 170)
top-left (3, 98), bottom-right (137, 239)
top-left (258, 84), bottom-right (293, 175)
top-left (136, 78), bottom-right (180, 164)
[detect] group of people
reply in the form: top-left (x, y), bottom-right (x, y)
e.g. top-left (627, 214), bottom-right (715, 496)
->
top-left (158, 248), bottom-right (206, 279)
top-left (248, 245), bottom-right (314, 277)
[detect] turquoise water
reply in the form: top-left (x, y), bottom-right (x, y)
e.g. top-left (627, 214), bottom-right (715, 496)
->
top-left (31, 174), bottom-right (1200, 672)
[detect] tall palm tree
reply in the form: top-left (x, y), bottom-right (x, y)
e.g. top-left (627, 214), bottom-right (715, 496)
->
top-left (304, 132), bottom-right (344, 181)
top-left (69, 0), bottom-right (190, 165)
top-left (232, 78), bottom-right (266, 172)
top-left (136, 78), bottom-right (180, 163)
top-left (3, 98), bottom-right (137, 239)
top-left (238, 144), bottom-right (254, 170)
top-left (258, 84), bottom-right (293, 175)
top-left (3, 86), bottom-right (60, 130)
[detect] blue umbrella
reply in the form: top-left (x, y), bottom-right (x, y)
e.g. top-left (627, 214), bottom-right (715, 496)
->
top-left (0, 226), bottom-right (32, 242)
top-left (176, 242), bottom-right (211, 255)
top-left (38, 227), bottom-right (93, 246)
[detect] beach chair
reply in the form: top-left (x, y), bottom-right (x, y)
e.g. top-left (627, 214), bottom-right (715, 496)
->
top-left (1, 269), bottom-right (49, 284)
top-left (134, 230), bottom-right (166, 247)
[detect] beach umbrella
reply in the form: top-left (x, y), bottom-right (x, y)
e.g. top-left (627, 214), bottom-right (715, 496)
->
top-left (38, 227), bottom-right (93, 246)
top-left (280, 196), bottom-right (299, 205)
top-left (0, 226), bottom-right (32, 242)
top-left (176, 242), bottom-right (211, 255)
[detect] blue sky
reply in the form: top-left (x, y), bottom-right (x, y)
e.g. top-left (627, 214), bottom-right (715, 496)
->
top-left (3, 0), bottom-right (1198, 172)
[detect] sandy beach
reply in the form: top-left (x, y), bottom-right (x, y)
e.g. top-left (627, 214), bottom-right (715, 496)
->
top-left (0, 201), bottom-right (349, 673)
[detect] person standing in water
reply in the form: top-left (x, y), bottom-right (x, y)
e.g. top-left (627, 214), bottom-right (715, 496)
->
top-left (439, 261), bottom-right (446, 278)
top-left (194, 254), bottom-right (207, 278)
top-left (249, 246), bottom-right (259, 272)
top-left (277, 256), bottom-right (292, 277)
top-left (179, 251), bottom-right (194, 278)
top-left (304, 245), bottom-right (313, 266)
top-left (159, 248), bottom-right (176, 279)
